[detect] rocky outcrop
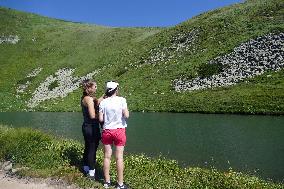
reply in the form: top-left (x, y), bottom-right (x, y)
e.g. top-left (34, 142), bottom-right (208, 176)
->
top-left (16, 67), bottom-right (43, 93)
top-left (174, 33), bottom-right (284, 92)
top-left (139, 29), bottom-right (199, 65)
top-left (26, 68), bottom-right (101, 108)
top-left (0, 35), bottom-right (20, 44)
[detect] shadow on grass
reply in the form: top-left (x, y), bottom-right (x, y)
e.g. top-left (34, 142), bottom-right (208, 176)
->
top-left (61, 143), bottom-right (105, 184)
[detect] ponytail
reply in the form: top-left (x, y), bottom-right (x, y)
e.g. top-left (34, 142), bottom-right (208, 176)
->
top-left (105, 87), bottom-right (117, 97)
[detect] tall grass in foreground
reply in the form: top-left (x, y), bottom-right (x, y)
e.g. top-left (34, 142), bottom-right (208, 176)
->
top-left (0, 125), bottom-right (283, 189)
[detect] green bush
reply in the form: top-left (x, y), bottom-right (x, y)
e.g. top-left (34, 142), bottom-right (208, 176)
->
top-left (0, 127), bottom-right (64, 169)
top-left (197, 62), bottom-right (227, 78)
top-left (48, 80), bottom-right (59, 91)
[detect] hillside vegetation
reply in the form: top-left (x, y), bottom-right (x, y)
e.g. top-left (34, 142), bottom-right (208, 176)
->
top-left (0, 125), bottom-right (283, 188)
top-left (0, 0), bottom-right (283, 114)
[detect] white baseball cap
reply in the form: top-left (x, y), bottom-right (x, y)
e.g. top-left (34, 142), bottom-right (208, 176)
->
top-left (106, 81), bottom-right (119, 92)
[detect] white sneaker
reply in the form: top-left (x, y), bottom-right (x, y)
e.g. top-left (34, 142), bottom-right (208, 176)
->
top-left (103, 181), bottom-right (111, 188)
top-left (88, 169), bottom-right (95, 177)
top-left (116, 183), bottom-right (127, 189)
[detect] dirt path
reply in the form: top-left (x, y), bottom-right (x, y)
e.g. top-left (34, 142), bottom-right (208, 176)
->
top-left (0, 161), bottom-right (82, 189)
top-left (0, 171), bottom-right (54, 189)
top-left (0, 170), bottom-right (79, 189)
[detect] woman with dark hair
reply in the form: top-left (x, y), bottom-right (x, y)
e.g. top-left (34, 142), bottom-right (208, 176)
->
top-left (81, 79), bottom-right (104, 178)
top-left (99, 81), bottom-right (129, 189)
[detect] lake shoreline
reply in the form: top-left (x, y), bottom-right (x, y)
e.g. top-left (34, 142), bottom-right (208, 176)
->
top-left (1, 112), bottom-right (284, 181)
top-left (0, 125), bottom-right (283, 188)
top-left (1, 110), bottom-right (284, 116)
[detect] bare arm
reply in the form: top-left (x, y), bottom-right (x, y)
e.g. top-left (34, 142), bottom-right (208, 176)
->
top-left (123, 108), bottom-right (129, 119)
top-left (99, 112), bottom-right (104, 122)
top-left (84, 96), bottom-right (96, 119)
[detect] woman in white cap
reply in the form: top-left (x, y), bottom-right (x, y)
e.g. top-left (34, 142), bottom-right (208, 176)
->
top-left (99, 81), bottom-right (129, 189)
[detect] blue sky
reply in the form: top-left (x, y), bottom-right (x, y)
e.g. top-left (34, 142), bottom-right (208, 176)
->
top-left (0, 0), bottom-right (243, 27)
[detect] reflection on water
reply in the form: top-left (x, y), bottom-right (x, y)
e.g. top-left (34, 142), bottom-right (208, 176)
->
top-left (0, 112), bottom-right (283, 181)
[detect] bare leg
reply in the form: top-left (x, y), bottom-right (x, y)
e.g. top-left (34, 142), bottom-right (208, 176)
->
top-left (103, 144), bottom-right (112, 182)
top-left (115, 146), bottom-right (124, 186)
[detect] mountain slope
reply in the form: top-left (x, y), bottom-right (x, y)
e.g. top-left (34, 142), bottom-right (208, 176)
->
top-left (0, 0), bottom-right (283, 114)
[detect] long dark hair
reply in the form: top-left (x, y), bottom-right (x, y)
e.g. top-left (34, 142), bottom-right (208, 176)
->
top-left (81, 79), bottom-right (96, 97)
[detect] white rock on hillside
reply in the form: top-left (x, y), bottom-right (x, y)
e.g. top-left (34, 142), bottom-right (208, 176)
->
top-left (27, 68), bottom-right (101, 108)
top-left (138, 29), bottom-right (199, 65)
top-left (174, 33), bottom-right (284, 92)
top-left (16, 67), bottom-right (43, 93)
top-left (0, 35), bottom-right (20, 44)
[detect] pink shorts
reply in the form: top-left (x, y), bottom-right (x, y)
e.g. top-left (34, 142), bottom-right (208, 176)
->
top-left (101, 128), bottom-right (126, 146)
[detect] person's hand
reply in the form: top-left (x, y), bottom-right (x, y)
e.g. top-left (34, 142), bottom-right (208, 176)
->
top-left (96, 94), bottom-right (107, 105)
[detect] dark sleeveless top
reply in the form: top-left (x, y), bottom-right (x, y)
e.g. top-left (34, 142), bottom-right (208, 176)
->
top-left (81, 96), bottom-right (99, 125)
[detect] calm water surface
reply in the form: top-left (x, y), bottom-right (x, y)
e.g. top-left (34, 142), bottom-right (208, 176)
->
top-left (0, 112), bottom-right (283, 181)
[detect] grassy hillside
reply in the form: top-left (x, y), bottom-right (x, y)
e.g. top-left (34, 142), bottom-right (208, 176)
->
top-left (0, 0), bottom-right (284, 114)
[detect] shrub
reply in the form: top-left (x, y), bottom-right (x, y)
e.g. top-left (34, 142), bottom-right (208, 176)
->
top-left (197, 62), bottom-right (227, 78)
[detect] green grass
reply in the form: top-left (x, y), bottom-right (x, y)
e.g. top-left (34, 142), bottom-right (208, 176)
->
top-left (0, 0), bottom-right (284, 114)
top-left (0, 125), bottom-right (283, 189)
